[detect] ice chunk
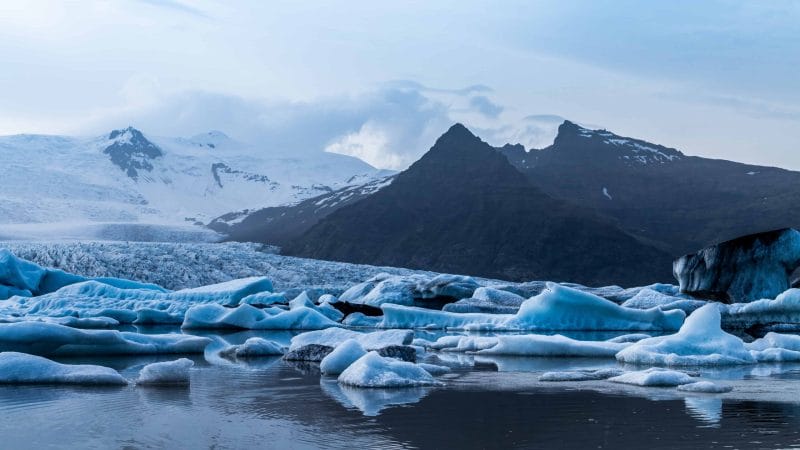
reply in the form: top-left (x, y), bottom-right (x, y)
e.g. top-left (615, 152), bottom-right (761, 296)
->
top-left (0, 321), bottom-right (211, 356)
top-left (241, 292), bottom-right (287, 307)
top-left (674, 228), bottom-right (800, 302)
top-left (616, 304), bottom-right (756, 366)
top-left (677, 381), bottom-right (733, 393)
top-left (539, 368), bottom-right (625, 381)
top-left (136, 358), bottom-right (194, 385)
top-left (378, 283), bottom-right (685, 331)
top-left (320, 339), bottom-right (366, 375)
top-left (443, 287), bottom-right (526, 314)
top-left (0, 277), bottom-right (275, 324)
top-left (338, 352), bottom-right (443, 388)
top-left (338, 273), bottom-right (477, 308)
top-left (0, 249), bottom-right (46, 292)
top-left (0, 351), bottom-right (127, 385)
top-left (608, 368), bottom-right (695, 387)
top-left (722, 289), bottom-right (800, 329)
top-left (220, 337), bottom-right (286, 359)
top-left (182, 303), bottom-right (340, 330)
top-left (289, 328), bottom-right (413, 353)
top-left (606, 333), bottom-right (651, 343)
top-left (453, 334), bottom-right (630, 357)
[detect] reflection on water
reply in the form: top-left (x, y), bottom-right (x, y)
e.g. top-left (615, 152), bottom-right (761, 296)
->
top-left (0, 329), bottom-right (799, 449)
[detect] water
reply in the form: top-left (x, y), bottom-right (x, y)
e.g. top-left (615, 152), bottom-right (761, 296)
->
top-left (1, 331), bottom-right (800, 449)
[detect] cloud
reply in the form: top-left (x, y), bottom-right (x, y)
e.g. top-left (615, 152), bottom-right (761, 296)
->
top-left (469, 95), bottom-right (504, 118)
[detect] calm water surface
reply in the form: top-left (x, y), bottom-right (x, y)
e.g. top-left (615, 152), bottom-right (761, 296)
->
top-left (0, 330), bottom-right (798, 449)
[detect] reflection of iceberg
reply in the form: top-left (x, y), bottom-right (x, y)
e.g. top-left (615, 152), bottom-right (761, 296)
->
top-left (474, 355), bottom-right (617, 373)
top-left (684, 396), bottom-right (723, 426)
top-left (320, 379), bottom-right (430, 416)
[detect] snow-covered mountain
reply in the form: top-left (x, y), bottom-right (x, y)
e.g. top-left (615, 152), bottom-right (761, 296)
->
top-left (0, 127), bottom-right (386, 237)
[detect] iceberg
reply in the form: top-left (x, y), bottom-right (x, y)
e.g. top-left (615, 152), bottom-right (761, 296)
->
top-left (219, 337), bottom-right (286, 358)
top-left (0, 321), bottom-right (211, 356)
top-left (616, 304), bottom-right (756, 366)
top-left (136, 358), bottom-right (194, 385)
top-left (608, 368), bottom-right (696, 387)
top-left (0, 351), bottom-right (127, 385)
top-left (0, 277), bottom-right (275, 324)
top-left (423, 334), bottom-right (629, 357)
top-left (377, 283), bottom-right (685, 331)
top-left (289, 328), bottom-right (413, 353)
top-left (677, 381), bottom-right (732, 393)
top-left (181, 303), bottom-right (341, 330)
top-left (320, 339), bottom-right (367, 375)
top-left (539, 368), bottom-right (625, 381)
top-left (338, 351), bottom-right (443, 388)
top-left (337, 273), bottom-right (478, 308)
top-left (722, 289), bottom-right (800, 329)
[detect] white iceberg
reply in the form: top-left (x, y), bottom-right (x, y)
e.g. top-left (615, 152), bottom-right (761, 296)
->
top-left (181, 303), bottom-right (340, 330)
top-left (677, 381), bottom-right (732, 393)
top-left (320, 339), bottom-right (367, 375)
top-left (377, 283), bottom-right (685, 331)
top-left (722, 289), bottom-right (800, 329)
top-left (608, 368), bottom-right (695, 387)
top-left (136, 358), bottom-right (194, 385)
top-left (220, 337), bottom-right (286, 358)
top-left (539, 368), bottom-right (625, 381)
top-left (0, 351), bottom-right (127, 385)
top-left (338, 351), bottom-right (443, 388)
top-left (289, 328), bottom-right (413, 355)
top-left (0, 277), bottom-right (275, 324)
top-left (0, 321), bottom-right (211, 356)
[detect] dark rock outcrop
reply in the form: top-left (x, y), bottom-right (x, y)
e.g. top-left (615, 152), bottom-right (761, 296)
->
top-left (103, 127), bottom-right (163, 180)
top-left (674, 228), bottom-right (800, 303)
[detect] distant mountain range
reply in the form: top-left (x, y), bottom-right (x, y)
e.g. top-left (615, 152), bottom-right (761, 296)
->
top-left (0, 127), bottom-right (386, 229)
top-left (218, 121), bottom-right (800, 286)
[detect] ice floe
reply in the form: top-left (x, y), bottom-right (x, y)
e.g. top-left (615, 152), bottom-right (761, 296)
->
top-left (608, 368), bottom-right (696, 387)
top-left (338, 351), bottom-right (443, 388)
top-left (424, 334), bottom-right (629, 357)
top-left (320, 339), bottom-right (367, 375)
top-left (539, 368), bottom-right (625, 382)
top-left (181, 303), bottom-right (340, 330)
top-left (377, 283), bottom-right (685, 331)
top-left (219, 337), bottom-right (286, 359)
top-left (676, 381), bottom-right (732, 393)
top-left (0, 321), bottom-right (210, 356)
top-left (0, 351), bottom-right (127, 385)
top-left (136, 358), bottom-right (194, 385)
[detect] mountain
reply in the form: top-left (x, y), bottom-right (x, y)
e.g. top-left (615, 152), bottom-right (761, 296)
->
top-left (500, 121), bottom-right (800, 255)
top-left (0, 127), bottom-right (384, 236)
top-left (208, 174), bottom-right (395, 245)
top-left (282, 124), bottom-right (674, 286)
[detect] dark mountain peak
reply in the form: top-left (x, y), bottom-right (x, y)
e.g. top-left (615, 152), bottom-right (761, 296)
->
top-left (103, 127), bottom-right (163, 180)
top-left (434, 123), bottom-right (481, 147)
top-left (548, 121), bottom-right (683, 165)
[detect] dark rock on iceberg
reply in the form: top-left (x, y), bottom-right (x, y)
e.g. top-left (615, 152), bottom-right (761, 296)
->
top-left (674, 228), bottom-right (800, 303)
top-left (283, 344), bottom-right (334, 362)
top-left (376, 345), bottom-right (417, 362)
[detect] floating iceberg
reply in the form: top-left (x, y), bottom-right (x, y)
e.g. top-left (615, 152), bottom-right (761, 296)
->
top-left (181, 303), bottom-right (340, 330)
top-left (722, 289), bottom-right (800, 329)
top-left (442, 287), bottom-right (525, 314)
top-left (338, 351), bottom-right (443, 388)
top-left (320, 339), bottom-right (367, 375)
top-left (377, 283), bottom-right (685, 331)
top-left (422, 333), bottom-right (629, 357)
top-left (616, 304), bottom-right (756, 366)
top-left (288, 328), bottom-right (413, 354)
top-left (0, 351), bottom-right (127, 385)
top-left (0, 321), bottom-right (210, 356)
top-left (608, 368), bottom-right (695, 387)
top-left (219, 337), bottom-right (286, 358)
top-left (0, 277), bottom-right (275, 324)
top-left (539, 368), bottom-right (625, 382)
top-left (677, 381), bottom-right (732, 393)
top-left (136, 358), bottom-right (194, 385)
top-left (338, 273), bottom-right (478, 308)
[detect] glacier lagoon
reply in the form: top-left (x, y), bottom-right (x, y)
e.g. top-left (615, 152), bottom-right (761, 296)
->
top-left (0, 329), bottom-right (799, 449)
top-left (2, 244), bottom-right (800, 448)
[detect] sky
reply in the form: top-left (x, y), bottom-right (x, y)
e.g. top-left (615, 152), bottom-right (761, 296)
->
top-left (0, 0), bottom-right (798, 169)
